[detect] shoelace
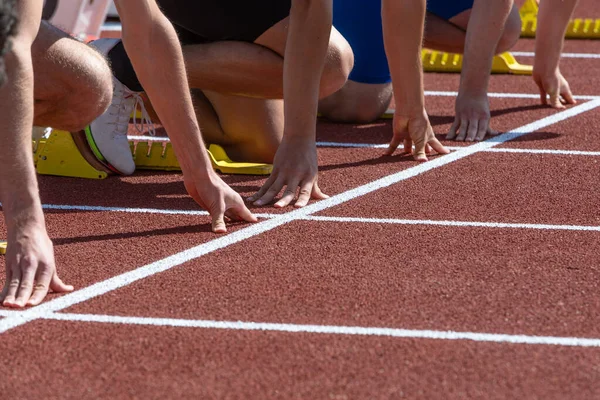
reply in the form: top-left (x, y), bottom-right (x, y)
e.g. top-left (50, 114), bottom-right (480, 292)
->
top-left (130, 92), bottom-right (156, 137)
top-left (109, 83), bottom-right (155, 140)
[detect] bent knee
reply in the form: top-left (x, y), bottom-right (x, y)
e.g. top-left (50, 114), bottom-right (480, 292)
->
top-left (320, 82), bottom-right (391, 124)
top-left (496, 8), bottom-right (522, 54)
top-left (62, 50), bottom-right (113, 130)
top-left (320, 28), bottom-right (354, 98)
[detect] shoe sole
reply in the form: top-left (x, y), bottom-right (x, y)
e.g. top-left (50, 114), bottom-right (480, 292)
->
top-left (70, 130), bottom-right (118, 175)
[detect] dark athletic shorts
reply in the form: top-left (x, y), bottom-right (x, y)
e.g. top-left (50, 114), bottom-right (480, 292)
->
top-left (334, 0), bottom-right (474, 84)
top-left (156, 0), bottom-right (292, 44)
top-left (110, 0), bottom-right (292, 91)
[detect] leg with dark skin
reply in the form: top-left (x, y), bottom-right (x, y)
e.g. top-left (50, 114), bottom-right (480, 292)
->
top-left (319, 5), bottom-right (522, 124)
top-left (32, 21), bottom-right (112, 131)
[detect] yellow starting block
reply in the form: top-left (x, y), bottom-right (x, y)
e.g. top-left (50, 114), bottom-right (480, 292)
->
top-left (34, 130), bottom-right (273, 179)
top-left (34, 130), bottom-right (109, 179)
top-left (0, 241), bottom-right (6, 255)
top-left (422, 50), bottom-right (533, 75)
top-left (131, 140), bottom-right (272, 175)
top-left (520, 0), bottom-right (600, 39)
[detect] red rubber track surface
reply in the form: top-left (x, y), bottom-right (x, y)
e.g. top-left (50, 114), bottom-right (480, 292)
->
top-left (2, 3), bottom-right (600, 397)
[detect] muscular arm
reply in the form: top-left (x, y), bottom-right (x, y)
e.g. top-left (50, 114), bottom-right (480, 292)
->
top-left (459, 0), bottom-right (513, 98)
top-left (381, 0), bottom-right (426, 116)
top-left (381, 0), bottom-right (448, 158)
top-left (532, 0), bottom-right (579, 108)
top-left (0, 0), bottom-right (39, 228)
top-left (249, 0), bottom-right (332, 208)
top-left (283, 0), bottom-right (331, 141)
top-left (114, 0), bottom-right (211, 175)
top-left (0, 0), bottom-right (72, 307)
top-left (114, 0), bottom-right (254, 232)
top-left (534, 0), bottom-right (578, 72)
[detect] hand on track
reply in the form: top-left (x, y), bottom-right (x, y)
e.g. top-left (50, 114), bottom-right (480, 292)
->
top-left (1, 225), bottom-right (73, 308)
top-left (248, 137), bottom-right (328, 208)
top-left (533, 67), bottom-right (576, 109)
top-left (386, 109), bottom-right (449, 161)
top-left (447, 93), bottom-right (498, 142)
top-left (184, 171), bottom-right (257, 233)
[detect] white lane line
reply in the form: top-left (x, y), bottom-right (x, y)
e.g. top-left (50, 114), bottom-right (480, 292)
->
top-left (38, 203), bottom-right (278, 220)
top-left (1, 99), bottom-right (599, 334)
top-left (0, 310), bottom-right (16, 317)
top-left (38, 312), bottom-right (600, 348)
top-left (485, 148), bottom-right (600, 156)
top-left (423, 91), bottom-right (600, 100)
top-left (316, 142), bottom-right (600, 156)
top-left (307, 216), bottom-right (600, 231)
top-left (32, 204), bottom-right (600, 232)
top-left (512, 51), bottom-right (600, 59)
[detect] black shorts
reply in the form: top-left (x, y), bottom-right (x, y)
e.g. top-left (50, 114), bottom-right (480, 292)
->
top-left (109, 0), bottom-right (292, 91)
top-left (156, 0), bottom-right (292, 44)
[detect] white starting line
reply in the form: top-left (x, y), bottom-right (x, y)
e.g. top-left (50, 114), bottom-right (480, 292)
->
top-left (1, 99), bottom-right (600, 347)
top-left (34, 203), bottom-right (600, 232)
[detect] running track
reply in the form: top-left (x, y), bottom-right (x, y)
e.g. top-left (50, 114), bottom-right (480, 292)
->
top-left (1, 2), bottom-right (600, 398)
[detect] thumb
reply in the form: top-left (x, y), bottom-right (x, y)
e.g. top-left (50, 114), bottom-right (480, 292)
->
top-left (230, 199), bottom-right (258, 223)
top-left (49, 272), bottom-right (74, 293)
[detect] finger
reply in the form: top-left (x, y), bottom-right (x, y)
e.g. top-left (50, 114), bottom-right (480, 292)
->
top-left (385, 134), bottom-right (403, 156)
top-left (403, 139), bottom-right (412, 154)
top-left (3, 264), bottom-right (22, 308)
top-left (254, 178), bottom-right (285, 206)
top-left (561, 87), bottom-right (576, 105)
top-left (228, 201), bottom-right (258, 223)
top-left (15, 258), bottom-right (37, 307)
top-left (247, 173), bottom-right (277, 202)
top-left (428, 137), bottom-right (450, 155)
top-left (455, 119), bottom-right (469, 141)
top-left (475, 119), bottom-right (488, 141)
top-left (275, 181), bottom-right (300, 208)
top-left (539, 87), bottom-right (548, 105)
top-left (465, 119), bottom-right (479, 142)
top-left (446, 119), bottom-right (460, 140)
top-left (0, 264), bottom-right (11, 302)
top-left (210, 201), bottom-right (227, 233)
top-left (425, 144), bottom-right (433, 154)
top-left (312, 182), bottom-right (329, 200)
top-left (294, 181), bottom-right (314, 208)
top-left (412, 139), bottom-right (429, 162)
top-left (48, 273), bottom-right (74, 294)
top-left (26, 265), bottom-right (58, 306)
top-left (487, 125), bottom-right (500, 136)
top-left (549, 91), bottom-right (565, 109)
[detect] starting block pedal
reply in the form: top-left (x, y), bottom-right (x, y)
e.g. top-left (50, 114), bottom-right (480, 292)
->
top-left (422, 50), bottom-right (533, 75)
top-left (34, 130), bottom-right (109, 179)
top-left (35, 130), bottom-right (273, 179)
top-left (519, 0), bottom-right (600, 39)
top-left (131, 140), bottom-right (273, 175)
top-left (0, 241), bottom-right (6, 255)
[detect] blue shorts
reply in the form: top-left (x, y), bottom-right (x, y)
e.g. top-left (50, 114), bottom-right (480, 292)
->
top-left (333, 0), bottom-right (474, 84)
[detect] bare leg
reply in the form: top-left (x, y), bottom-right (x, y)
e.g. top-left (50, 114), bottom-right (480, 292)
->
top-left (424, 5), bottom-right (522, 54)
top-left (182, 22), bottom-right (353, 100)
top-left (32, 22), bottom-right (112, 131)
top-left (319, 81), bottom-right (393, 123)
top-left (193, 91), bottom-right (283, 163)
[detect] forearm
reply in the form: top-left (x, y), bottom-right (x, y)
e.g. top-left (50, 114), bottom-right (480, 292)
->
top-left (283, 0), bottom-right (332, 140)
top-left (459, 0), bottom-right (513, 96)
top-left (382, 0), bottom-right (426, 114)
top-left (0, 47), bottom-right (43, 225)
top-left (534, 0), bottom-right (579, 72)
top-left (0, 3), bottom-right (45, 229)
top-left (121, 15), bottom-right (212, 174)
